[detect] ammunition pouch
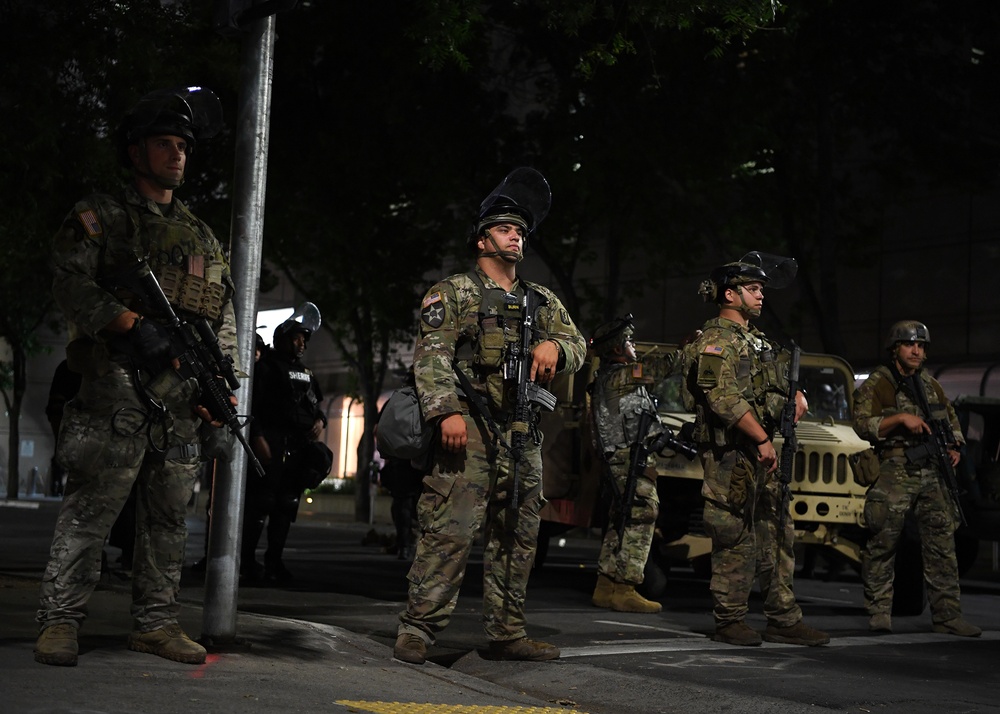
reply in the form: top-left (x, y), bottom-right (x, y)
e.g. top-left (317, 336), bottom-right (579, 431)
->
top-left (728, 451), bottom-right (756, 513)
top-left (158, 265), bottom-right (224, 320)
top-left (850, 448), bottom-right (881, 487)
top-left (903, 442), bottom-right (936, 466)
top-left (474, 316), bottom-right (507, 369)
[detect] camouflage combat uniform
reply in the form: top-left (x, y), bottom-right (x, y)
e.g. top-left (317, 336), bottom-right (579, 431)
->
top-left (37, 184), bottom-right (239, 634)
top-left (591, 360), bottom-right (666, 585)
top-left (686, 317), bottom-right (802, 628)
top-left (853, 365), bottom-right (966, 624)
top-left (397, 265), bottom-right (585, 645)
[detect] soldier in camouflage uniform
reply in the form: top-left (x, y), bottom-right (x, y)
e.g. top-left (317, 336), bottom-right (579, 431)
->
top-left (853, 321), bottom-right (980, 637)
top-left (393, 168), bottom-right (586, 665)
top-left (589, 315), bottom-right (665, 614)
top-left (34, 88), bottom-right (239, 667)
top-left (686, 258), bottom-right (828, 647)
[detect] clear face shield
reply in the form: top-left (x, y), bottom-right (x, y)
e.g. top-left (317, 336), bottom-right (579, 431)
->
top-left (739, 251), bottom-right (798, 289)
top-left (477, 167), bottom-right (552, 236)
top-left (288, 301), bottom-right (322, 334)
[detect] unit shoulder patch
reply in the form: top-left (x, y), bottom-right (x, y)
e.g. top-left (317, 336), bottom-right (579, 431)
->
top-left (421, 302), bottom-right (445, 328)
top-left (696, 352), bottom-right (725, 388)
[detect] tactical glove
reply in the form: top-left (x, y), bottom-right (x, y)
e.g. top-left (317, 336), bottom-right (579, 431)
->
top-left (127, 317), bottom-right (175, 362)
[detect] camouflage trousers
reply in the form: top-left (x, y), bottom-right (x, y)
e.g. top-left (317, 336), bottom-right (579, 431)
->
top-left (398, 411), bottom-right (544, 644)
top-left (862, 460), bottom-right (962, 622)
top-left (597, 449), bottom-right (658, 585)
top-left (37, 361), bottom-right (202, 633)
top-left (702, 472), bottom-right (802, 628)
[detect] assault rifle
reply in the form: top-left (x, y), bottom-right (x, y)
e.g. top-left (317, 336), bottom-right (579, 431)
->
top-left (503, 289), bottom-right (557, 509)
top-left (776, 343), bottom-right (801, 532)
top-left (111, 260), bottom-right (264, 477)
top-left (613, 410), bottom-right (698, 552)
top-left (904, 374), bottom-right (967, 526)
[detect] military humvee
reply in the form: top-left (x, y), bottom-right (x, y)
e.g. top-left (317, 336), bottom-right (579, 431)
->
top-left (537, 342), bottom-right (888, 606)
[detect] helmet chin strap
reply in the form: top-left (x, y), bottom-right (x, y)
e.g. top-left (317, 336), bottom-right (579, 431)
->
top-left (731, 285), bottom-right (759, 317)
top-left (481, 232), bottom-right (524, 264)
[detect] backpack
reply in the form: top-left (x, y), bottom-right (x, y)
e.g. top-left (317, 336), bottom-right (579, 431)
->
top-left (376, 385), bottom-right (434, 461)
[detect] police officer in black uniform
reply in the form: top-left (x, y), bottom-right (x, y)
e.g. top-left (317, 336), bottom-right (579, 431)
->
top-left (241, 304), bottom-right (330, 583)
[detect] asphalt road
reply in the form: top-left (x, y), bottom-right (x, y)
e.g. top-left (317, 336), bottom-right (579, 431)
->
top-left (5, 498), bottom-right (1000, 714)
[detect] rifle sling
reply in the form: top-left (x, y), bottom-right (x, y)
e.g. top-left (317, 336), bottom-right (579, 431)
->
top-left (452, 363), bottom-right (510, 456)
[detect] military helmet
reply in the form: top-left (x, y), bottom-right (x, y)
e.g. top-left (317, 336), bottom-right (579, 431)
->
top-left (713, 261), bottom-right (769, 287)
top-left (590, 314), bottom-right (635, 357)
top-left (885, 320), bottom-right (930, 351)
top-left (698, 261), bottom-right (769, 302)
top-left (475, 197), bottom-right (533, 235)
top-left (115, 86), bottom-right (224, 168)
top-left (467, 167), bottom-right (552, 248)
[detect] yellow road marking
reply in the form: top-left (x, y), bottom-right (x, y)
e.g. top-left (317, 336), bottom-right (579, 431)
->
top-left (335, 702), bottom-right (590, 714)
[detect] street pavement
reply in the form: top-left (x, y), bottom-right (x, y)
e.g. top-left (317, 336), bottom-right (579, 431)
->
top-left (2, 497), bottom-right (602, 714)
top-left (3, 495), bottom-right (999, 714)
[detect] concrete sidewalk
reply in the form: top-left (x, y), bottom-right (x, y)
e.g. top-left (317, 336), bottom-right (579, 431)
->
top-left (1, 498), bottom-right (592, 714)
top-left (1, 572), bottom-right (585, 714)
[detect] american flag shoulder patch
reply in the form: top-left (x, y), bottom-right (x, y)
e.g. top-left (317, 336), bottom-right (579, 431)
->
top-left (77, 210), bottom-right (103, 238)
top-left (702, 344), bottom-right (724, 355)
top-left (632, 363), bottom-right (643, 379)
top-left (422, 291), bottom-right (442, 308)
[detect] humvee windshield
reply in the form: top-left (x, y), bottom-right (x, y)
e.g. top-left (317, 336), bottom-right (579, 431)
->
top-left (799, 364), bottom-right (852, 421)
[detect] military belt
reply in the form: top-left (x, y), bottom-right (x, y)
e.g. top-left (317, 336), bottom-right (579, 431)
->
top-left (165, 443), bottom-right (201, 461)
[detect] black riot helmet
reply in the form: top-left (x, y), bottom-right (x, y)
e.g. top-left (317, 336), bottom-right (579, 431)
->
top-left (467, 168), bottom-right (552, 258)
top-left (590, 314), bottom-right (635, 358)
top-left (115, 86), bottom-right (224, 169)
top-left (274, 302), bottom-right (323, 345)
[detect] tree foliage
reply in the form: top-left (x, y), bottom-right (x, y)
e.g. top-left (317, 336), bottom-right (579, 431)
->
top-left (5, 0), bottom-right (999, 500)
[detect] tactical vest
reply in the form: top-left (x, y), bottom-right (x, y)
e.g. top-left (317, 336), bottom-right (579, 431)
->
top-left (591, 362), bottom-right (663, 453)
top-left (691, 321), bottom-right (787, 446)
top-left (275, 360), bottom-right (322, 435)
top-left (871, 364), bottom-right (951, 452)
top-left (101, 194), bottom-right (230, 321)
top-left (456, 271), bottom-right (547, 413)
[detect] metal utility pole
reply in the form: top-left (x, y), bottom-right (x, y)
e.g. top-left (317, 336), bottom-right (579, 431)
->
top-left (201, 11), bottom-right (277, 644)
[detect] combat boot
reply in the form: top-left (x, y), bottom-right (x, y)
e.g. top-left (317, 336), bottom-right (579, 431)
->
top-left (763, 620), bottom-right (830, 646)
top-left (487, 637), bottom-right (561, 661)
top-left (393, 633), bottom-right (428, 664)
top-left (127, 624), bottom-right (207, 664)
top-left (34, 624), bottom-right (79, 666)
top-left (933, 617), bottom-right (982, 637)
top-left (868, 613), bottom-right (892, 633)
top-left (610, 584), bottom-right (662, 613)
top-left (263, 560), bottom-right (294, 584)
top-left (712, 621), bottom-right (763, 646)
top-left (591, 574), bottom-right (615, 608)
